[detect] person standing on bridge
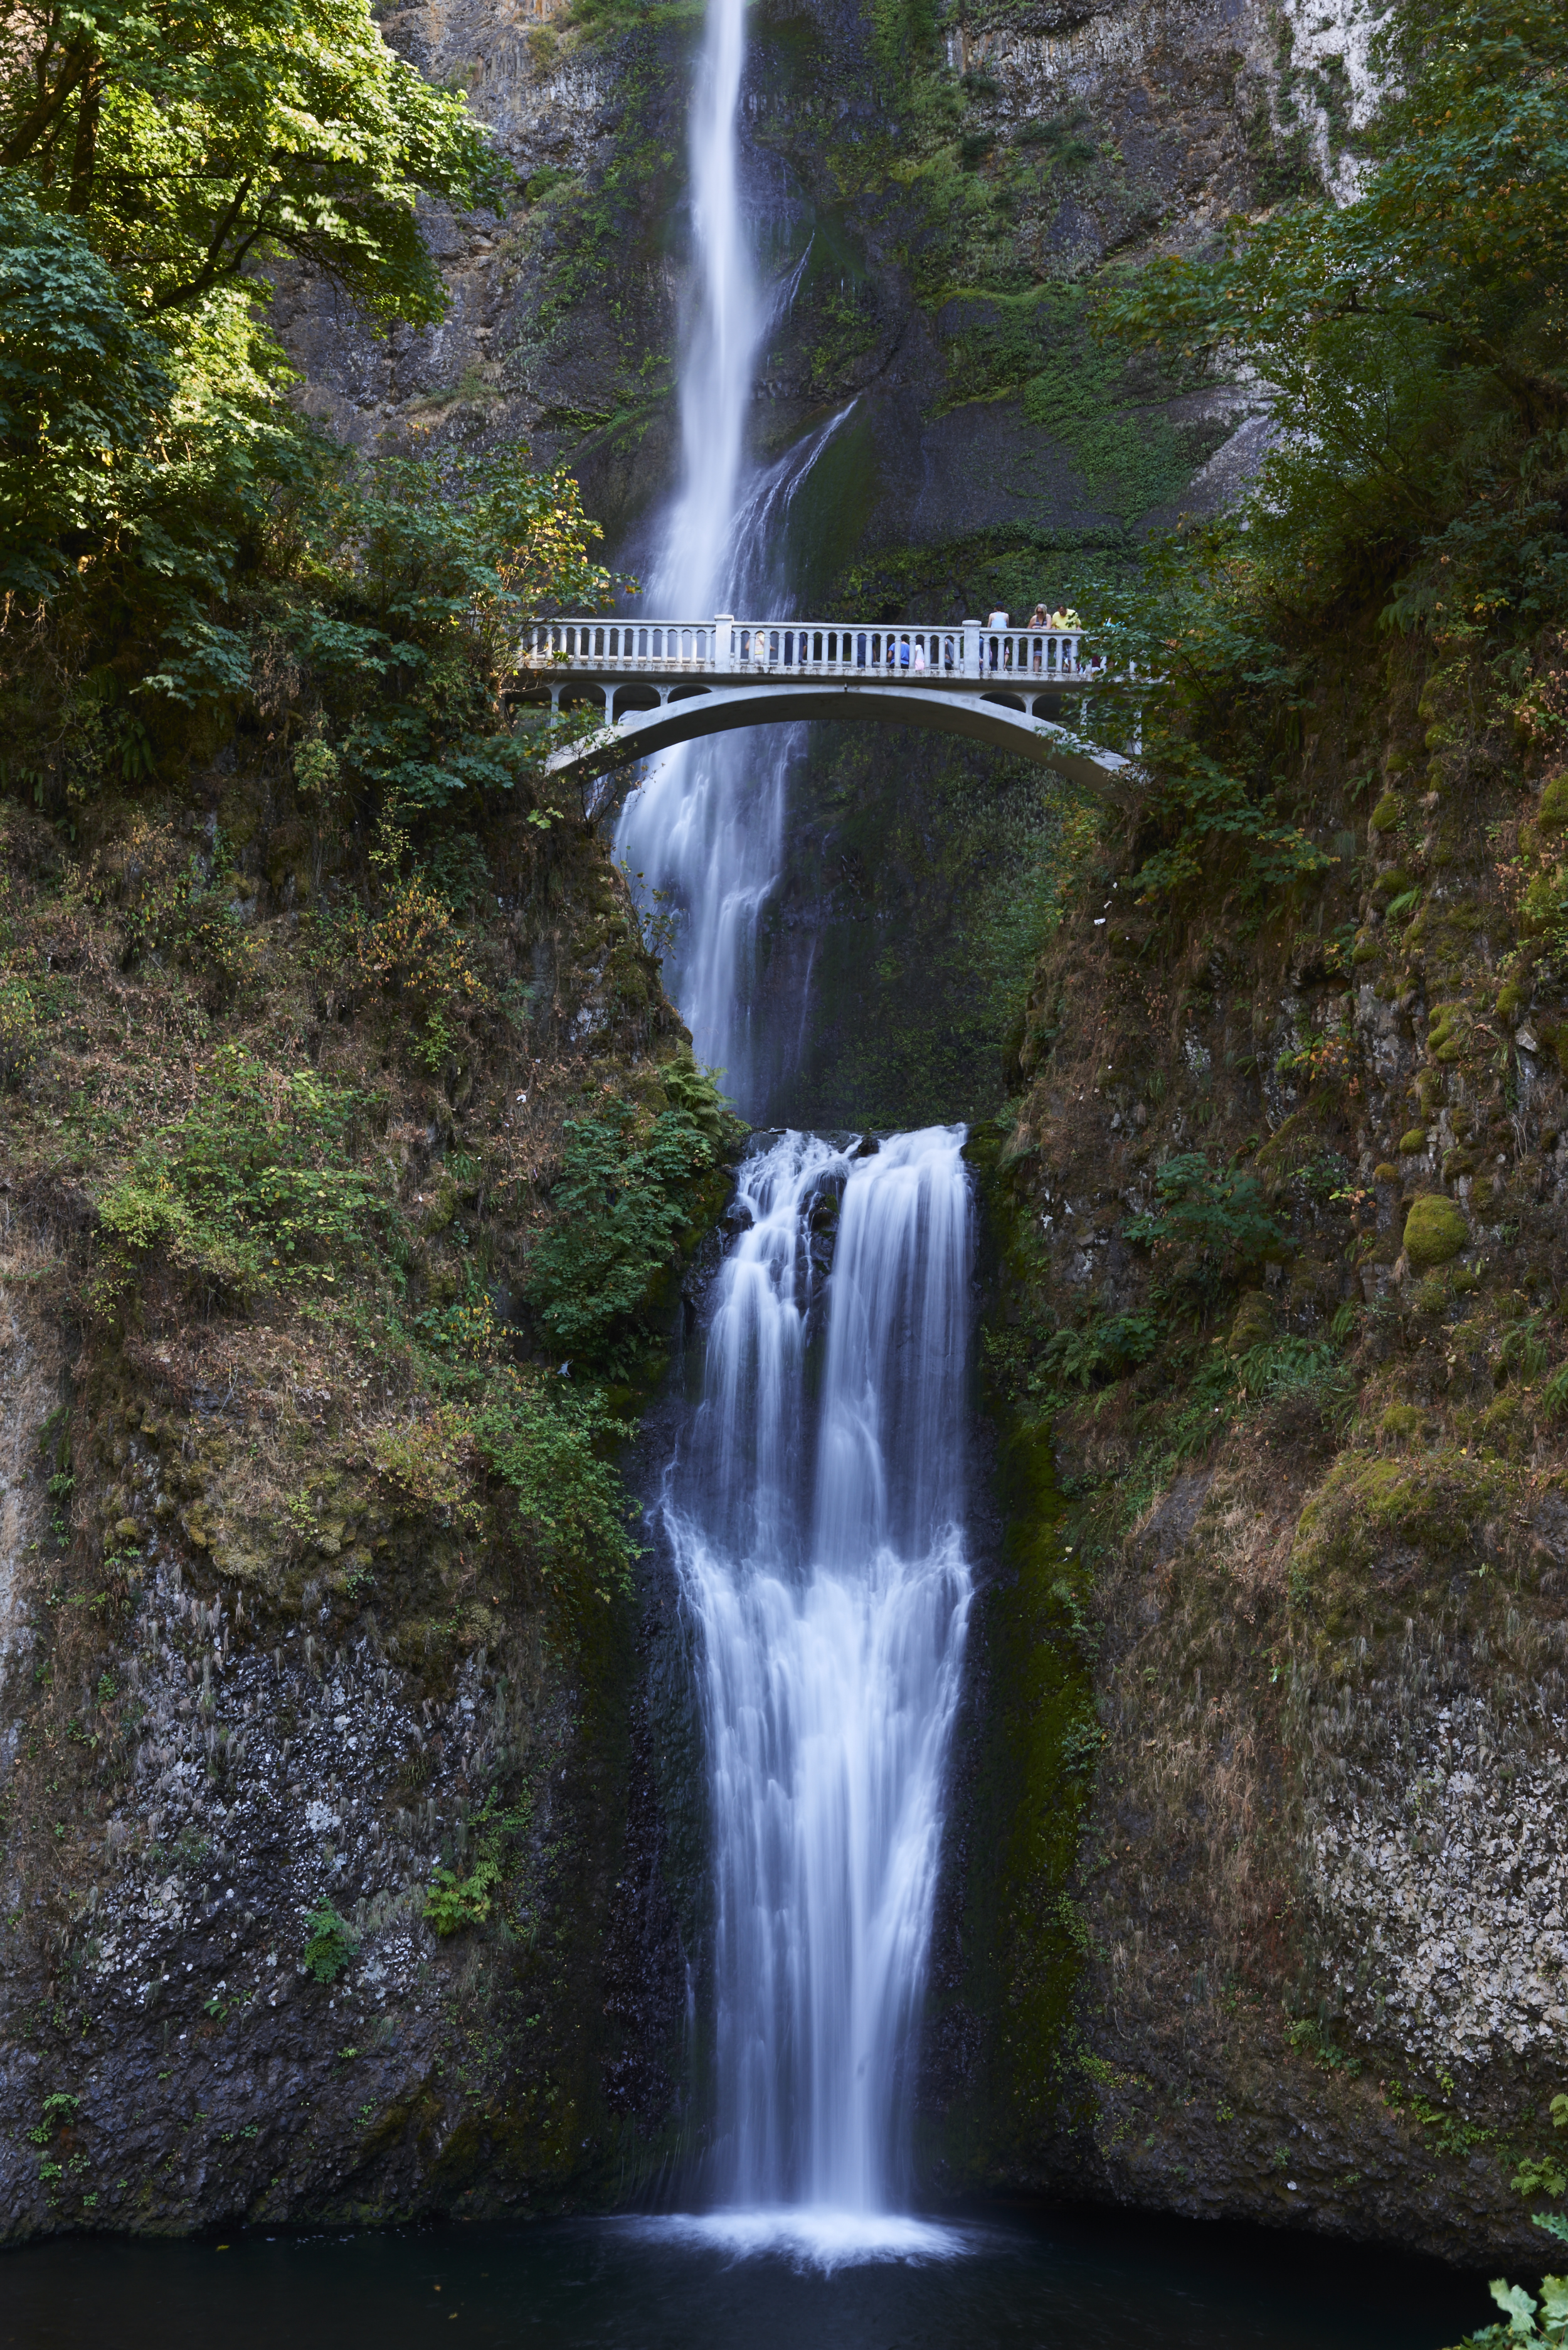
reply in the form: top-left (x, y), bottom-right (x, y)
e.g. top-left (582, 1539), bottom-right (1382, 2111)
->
top-left (987, 608), bottom-right (1008, 670)
top-left (911, 639), bottom-right (926, 673)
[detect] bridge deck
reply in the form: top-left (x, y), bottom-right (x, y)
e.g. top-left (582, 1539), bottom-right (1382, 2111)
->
top-left (514, 615), bottom-right (1143, 795)
top-left (515, 615), bottom-right (1130, 694)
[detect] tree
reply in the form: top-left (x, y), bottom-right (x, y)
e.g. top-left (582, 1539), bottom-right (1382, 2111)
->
top-left (218, 442), bottom-right (614, 810)
top-left (0, 185), bottom-right (169, 593)
top-left (0, 0), bottom-right (499, 322)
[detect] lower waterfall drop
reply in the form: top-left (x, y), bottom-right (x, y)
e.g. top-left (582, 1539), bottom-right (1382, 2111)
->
top-left (662, 1125), bottom-right (974, 2240)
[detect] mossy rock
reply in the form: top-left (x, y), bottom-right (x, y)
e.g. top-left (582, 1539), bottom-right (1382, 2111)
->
top-left (1479, 1393), bottom-right (1530, 1458)
top-left (1290, 1452), bottom-right (1503, 1619)
top-left (1441, 1146), bottom-right (1478, 1181)
top-left (1399, 1127), bottom-right (1428, 1156)
top-left (1254, 1112), bottom-right (1318, 1179)
top-left (1372, 867), bottom-right (1412, 899)
top-left (1351, 937), bottom-right (1380, 965)
top-left (1379, 1403), bottom-right (1421, 1447)
top-left (1495, 980), bottom-right (1524, 1022)
top-left (1369, 793), bottom-right (1404, 834)
top-left (1227, 1290), bottom-right (1275, 1354)
top-left (1374, 1162), bottom-right (1399, 1184)
top-left (1540, 774), bottom-right (1568, 834)
top-left (1402, 1192), bottom-right (1468, 1270)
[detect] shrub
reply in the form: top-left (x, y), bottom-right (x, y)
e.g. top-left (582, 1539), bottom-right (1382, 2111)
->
top-left (97, 1048), bottom-right (389, 1302)
top-left (0, 973), bottom-right (40, 1085)
top-left (472, 1369), bottom-right (643, 1602)
top-left (343, 877), bottom-right (485, 1070)
top-left (1124, 1152), bottom-right (1291, 1305)
top-left (525, 1094), bottom-right (730, 1372)
top-left (424, 1859), bottom-right (499, 1936)
top-left (1038, 1309), bottom-right (1160, 1391)
top-left (302, 1905), bottom-right (358, 1983)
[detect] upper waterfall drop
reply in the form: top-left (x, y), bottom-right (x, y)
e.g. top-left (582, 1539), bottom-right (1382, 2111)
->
top-left (613, 0), bottom-right (844, 1114)
top-left (647, 0), bottom-right (758, 617)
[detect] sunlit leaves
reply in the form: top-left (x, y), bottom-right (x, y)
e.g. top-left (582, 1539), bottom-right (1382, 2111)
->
top-left (1, 0), bottom-right (499, 319)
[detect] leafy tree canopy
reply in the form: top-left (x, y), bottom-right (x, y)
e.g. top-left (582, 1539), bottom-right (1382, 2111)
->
top-left (0, 0), bottom-right (500, 321)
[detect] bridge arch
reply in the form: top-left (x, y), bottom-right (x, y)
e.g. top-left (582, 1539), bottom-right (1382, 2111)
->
top-left (533, 681), bottom-right (1137, 797)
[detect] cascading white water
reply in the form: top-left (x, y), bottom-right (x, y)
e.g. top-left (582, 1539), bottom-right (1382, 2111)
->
top-left (650, 0), bottom-right (757, 612)
top-left (624, 0), bottom-right (973, 2257)
top-left (613, 0), bottom-right (850, 1110)
top-left (662, 1129), bottom-right (974, 2231)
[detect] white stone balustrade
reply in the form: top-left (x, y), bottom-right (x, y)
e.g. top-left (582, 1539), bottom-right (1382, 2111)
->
top-left (517, 614), bottom-right (1120, 696)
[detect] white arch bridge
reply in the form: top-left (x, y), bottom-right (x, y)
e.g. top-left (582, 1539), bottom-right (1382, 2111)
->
top-left (512, 615), bottom-right (1144, 795)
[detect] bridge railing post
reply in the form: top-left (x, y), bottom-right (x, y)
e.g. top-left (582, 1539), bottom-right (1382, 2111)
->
top-left (714, 614), bottom-right (734, 667)
top-left (963, 620), bottom-right (980, 679)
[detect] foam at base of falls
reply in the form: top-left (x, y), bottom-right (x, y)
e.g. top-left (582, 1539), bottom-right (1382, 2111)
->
top-left (620, 2209), bottom-right (973, 2272)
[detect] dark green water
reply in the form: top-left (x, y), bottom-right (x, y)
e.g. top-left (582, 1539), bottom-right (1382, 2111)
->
top-left (0, 2209), bottom-right (1490, 2349)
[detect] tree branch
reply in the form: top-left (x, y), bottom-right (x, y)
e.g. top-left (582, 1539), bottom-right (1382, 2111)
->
top-left (147, 174), bottom-right (258, 309)
top-left (0, 42), bottom-right (91, 169)
top-left (66, 51), bottom-right (100, 214)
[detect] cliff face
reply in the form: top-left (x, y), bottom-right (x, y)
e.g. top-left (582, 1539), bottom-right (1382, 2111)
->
top-left (920, 628), bottom-right (1568, 2266)
top-left (0, 785), bottom-right (711, 2238)
top-left (272, 0), bottom-right (1306, 534)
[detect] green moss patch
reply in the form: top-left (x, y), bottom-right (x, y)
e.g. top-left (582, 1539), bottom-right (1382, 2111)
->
top-left (1291, 1452), bottom-right (1502, 1603)
top-left (1403, 1192), bottom-right (1468, 1270)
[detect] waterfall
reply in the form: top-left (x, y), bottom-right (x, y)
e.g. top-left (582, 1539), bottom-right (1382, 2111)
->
top-left (623, 0), bottom-right (973, 2256)
top-left (613, 0), bottom-right (849, 1112)
top-left (661, 1130), bottom-right (975, 2232)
